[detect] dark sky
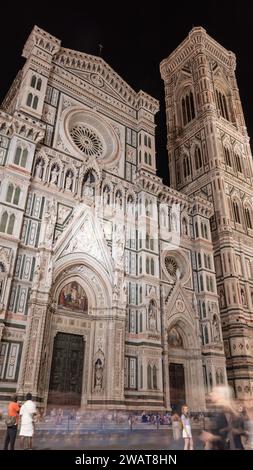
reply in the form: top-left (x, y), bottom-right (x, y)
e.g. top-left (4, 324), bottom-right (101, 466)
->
top-left (1, 1), bottom-right (252, 185)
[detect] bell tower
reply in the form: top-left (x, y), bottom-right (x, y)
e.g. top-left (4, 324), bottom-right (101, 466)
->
top-left (161, 27), bottom-right (253, 401)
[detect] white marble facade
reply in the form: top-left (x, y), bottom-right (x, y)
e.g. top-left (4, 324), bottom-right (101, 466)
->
top-left (0, 26), bottom-right (228, 411)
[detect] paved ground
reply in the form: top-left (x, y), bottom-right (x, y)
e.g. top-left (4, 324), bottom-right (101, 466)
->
top-left (0, 428), bottom-right (204, 450)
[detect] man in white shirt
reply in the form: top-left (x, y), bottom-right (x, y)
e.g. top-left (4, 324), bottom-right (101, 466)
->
top-left (19, 393), bottom-right (37, 450)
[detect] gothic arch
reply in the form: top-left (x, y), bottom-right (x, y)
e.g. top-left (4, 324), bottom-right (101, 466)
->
top-left (167, 316), bottom-right (199, 351)
top-left (53, 254), bottom-right (113, 309)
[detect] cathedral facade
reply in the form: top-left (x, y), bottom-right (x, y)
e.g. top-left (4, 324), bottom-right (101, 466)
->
top-left (0, 26), bottom-right (233, 412)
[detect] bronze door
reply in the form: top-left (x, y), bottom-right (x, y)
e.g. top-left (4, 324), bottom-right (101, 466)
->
top-left (169, 363), bottom-right (186, 411)
top-left (48, 333), bottom-right (84, 406)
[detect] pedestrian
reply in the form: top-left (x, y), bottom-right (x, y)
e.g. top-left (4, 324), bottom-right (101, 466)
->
top-left (181, 404), bottom-right (193, 450)
top-left (3, 395), bottom-right (20, 450)
top-left (199, 385), bottom-right (245, 450)
top-left (171, 411), bottom-right (181, 441)
top-left (19, 393), bottom-right (37, 450)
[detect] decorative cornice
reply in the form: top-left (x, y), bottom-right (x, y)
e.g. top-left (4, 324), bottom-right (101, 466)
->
top-left (53, 48), bottom-right (159, 114)
top-left (22, 25), bottom-right (61, 59)
top-left (160, 26), bottom-right (236, 80)
top-left (135, 169), bottom-right (213, 216)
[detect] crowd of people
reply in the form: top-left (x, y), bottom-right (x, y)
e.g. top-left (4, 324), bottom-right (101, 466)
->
top-left (2, 385), bottom-right (253, 450)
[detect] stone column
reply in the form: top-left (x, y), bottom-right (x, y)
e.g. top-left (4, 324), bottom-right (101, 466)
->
top-left (17, 303), bottom-right (49, 402)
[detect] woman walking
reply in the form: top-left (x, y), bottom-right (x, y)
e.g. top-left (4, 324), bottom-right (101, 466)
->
top-left (181, 404), bottom-right (193, 450)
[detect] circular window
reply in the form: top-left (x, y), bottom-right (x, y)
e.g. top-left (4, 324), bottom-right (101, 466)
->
top-left (70, 125), bottom-right (103, 157)
top-left (60, 107), bottom-right (120, 166)
top-left (165, 257), bottom-right (178, 279)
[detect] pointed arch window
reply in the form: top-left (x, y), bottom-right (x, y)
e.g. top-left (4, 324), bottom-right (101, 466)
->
top-left (32, 96), bottom-right (39, 110)
top-left (215, 89), bottom-right (230, 121)
top-left (147, 364), bottom-right (152, 389)
top-left (14, 147), bottom-right (28, 168)
top-left (6, 184), bottom-right (21, 205)
top-left (195, 222), bottom-right (199, 238)
top-left (26, 93), bottom-right (39, 110)
top-left (30, 75), bottom-right (37, 88)
top-left (0, 212), bottom-right (15, 235)
top-left (224, 147), bottom-right (232, 167)
top-left (146, 257), bottom-right (150, 274)
top-left (200, 275), bottom-right (204, 292)
top-left (194, 147), bottom-right (203, 170)
top-left (153, 366), bottom-right (157, 390)
top-left (183, 155), bottom-right (190, 178)
top-left (7, 214), bottom-right (15, 235)
top-left (202, 302), bottom-right (206, 318)
top-left (6, 184), bottom-right (14, 203)
top-left (139, 256), bottom-right (142, 274)
top-left (181, 90), bottom-right (195, 126)
top-left (36, 78), bottom-right (42, 91)
top-left (26, 93), bottom-right (33, 107)
top-left (151, 258), bottom-right (155, 276)
top-left (244, 206), bottom-right (252, 229)
top-left (204, 325), bottom-right (209, 344)
top-left (235, 154), bottom-right (242, 173)
top-left (198, 253), bottom-right (202, 268)
top-left (233, 201), bottom-right (241, 224)
top-left (30, 75), bottom-right (42, 91)
top-left (0, 212), bottom-right (8, 232)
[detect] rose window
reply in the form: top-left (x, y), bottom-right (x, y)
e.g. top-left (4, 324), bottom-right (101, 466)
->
top-left (165, 257), bottom-right (178, 279)
top-left (70, 125), bottom-right (103, 157)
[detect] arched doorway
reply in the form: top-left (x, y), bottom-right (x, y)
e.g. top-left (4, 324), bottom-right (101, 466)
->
top-left (48, 332), bottom-right (85, 407)
top-left (47, 281), bottom-right (88, 407)
top-left (168, 327), bottom-right (186, 411)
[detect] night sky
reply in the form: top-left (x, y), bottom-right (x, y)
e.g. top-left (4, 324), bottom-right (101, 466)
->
top-left (1, 1), bottom-right (252, 185)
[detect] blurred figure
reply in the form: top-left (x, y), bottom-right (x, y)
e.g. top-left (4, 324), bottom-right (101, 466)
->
top-left (3, 395), bottom-right (20, 450)
top-left (181, 404), bottom-right (193, 450)
top-left (69, 408), bottom-right (76, 420)
top-left (243, 400), bottom-right (253, 449)
top-left (171, 411), bottom-right (181, 441)
top-left (19, 393), bottom-right (37, 450)
top-left (200, 385), bottom-right (245, 450)
top-left (56, 408), bottom-right (63, 425)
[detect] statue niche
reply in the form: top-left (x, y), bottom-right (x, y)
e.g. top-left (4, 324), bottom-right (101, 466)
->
top-left (58, 281), bottom-right (88, 312)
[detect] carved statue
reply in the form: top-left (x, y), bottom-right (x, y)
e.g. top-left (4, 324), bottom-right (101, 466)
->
top-left (44, 199), bottom-right (57, 242)
top-left (94, 359), bottom-right (103, 391)
top-left (65, 174), bottom-right (73, 191)
top-left (35, 159), bottom-right (44, 179)
top-left (113, 223), bottom-right (125, 268)
top-left (148, 301), bottom-right (157, 331)
top-left (213, 318), bottom-right (220, 342)
top-left (219, 288), bottom-right (225, 307)
top-left (241, 288), bottom-right (246, 305)
top-left (33, 253), bottom-right (41, 288)
top-left (113, 283), bottom-right (120, 301)
top-left (50, 166), bottom-right (59, 185)
top-left (83, 184), bottom-right (94, 197)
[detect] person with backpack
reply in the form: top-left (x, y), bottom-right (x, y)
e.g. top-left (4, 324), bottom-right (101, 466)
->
top-left (3, 395), bottom-right (20, 450)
